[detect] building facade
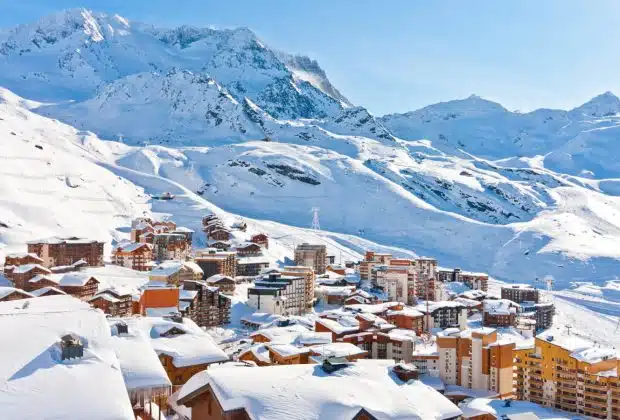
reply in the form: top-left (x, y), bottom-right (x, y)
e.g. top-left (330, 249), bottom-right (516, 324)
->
top-left (294, 243), bottom-right (327, 275)
top-left (437, 328), bottom-right (515, 398)
top-left (27, 237), bottom-right (104, 268)
top-left (514, 335), bottom-right (620, 419)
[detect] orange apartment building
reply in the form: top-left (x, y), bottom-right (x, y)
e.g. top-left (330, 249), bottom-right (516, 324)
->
top-left (27, 237), bottom-right (104, 268)
top-left (139, 284), bottom-right (180, 316)
top-left (385, 307), bottom-right (425, 335)
top-left (437, 327), bottom-right (515, 398)
top-left (514, 333), bottom-right (620, 419)
top-left (359, 251), bottom-right (392, 281)
top-left (112, 242), bottom-right (153, 271)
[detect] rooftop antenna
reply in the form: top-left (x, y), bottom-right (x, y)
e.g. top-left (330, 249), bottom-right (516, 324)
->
top-left (311, 207), bottom-right (321, 230)
top-left (565, 325), bottom-right (572, 336)
top-left (545, 275), bottom-right (554, 292)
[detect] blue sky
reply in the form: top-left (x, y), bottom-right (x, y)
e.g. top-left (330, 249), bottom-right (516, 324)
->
top-left (1, 0), bottom-right (620, 115)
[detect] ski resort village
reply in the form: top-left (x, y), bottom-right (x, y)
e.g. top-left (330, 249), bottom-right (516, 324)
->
top-left (4, 6), bottom-right (620, 420)
top-left (0, 211), bottom-right (616, 420)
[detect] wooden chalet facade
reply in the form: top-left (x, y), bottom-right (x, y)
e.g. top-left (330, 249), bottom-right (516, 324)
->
top-left (195, 250), bottom-right (237, 279)
top-left (89, 289), bottom-right (133, 317)
top-left (182, 280), bottom-right (231, 327)
top-left (112, 242), bottom-right (153, 271)
top-left (27, 237), bottom-right (104, 268)
top-left (250, 233), bottom-right (269, 249)
top-left (7, 264), bottom-right (52, 290)
top-left (0, 287), bottom-right (33, 302)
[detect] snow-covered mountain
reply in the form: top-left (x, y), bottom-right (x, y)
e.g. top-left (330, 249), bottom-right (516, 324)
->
top-left (0, 9), bottom-right (346, 119)
top-left (5, 9), bottom-right (620, 288)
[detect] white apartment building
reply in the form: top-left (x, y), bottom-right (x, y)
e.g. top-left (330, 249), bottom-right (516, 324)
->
top-left (247, 272), bottom-right (308, 316)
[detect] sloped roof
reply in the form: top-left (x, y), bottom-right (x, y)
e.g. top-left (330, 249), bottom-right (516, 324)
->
top-left (0, 296), bottom-right (134, 419)
top-left (178, 359), bottom-right (461, 419)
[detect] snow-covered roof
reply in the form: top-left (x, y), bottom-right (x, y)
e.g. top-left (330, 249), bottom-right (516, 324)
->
top-left (238, 344), bottom-right (271, 364)
top-left (149, 261), bottom-right (184, 277)
top-left (571, 347), bottom-right (617, 364)
top-left (459, 290), bottom-right (487, 299)
top-left (315, 317), bottom-right (359, 335)
top-left (387, 307), bottom-right (424, 317)
top-left (295, 331), bottom-right (332, 346)
top-left (5, 252), bottom-right (43, 261)
top-left (251, 324), bottom-right (310, 343)
top-left (123, 317), bottom-right (228, 367)
top-left (108, 321), bottom-right (172, 392)
top-left (416, 301), bottom-right (465, 313)
top-left (57, 272), bottom-right (98, 287)
top-left (316, 285), bottom-right (355, 296)
top-left (453, 297), bottom-right (481, 308)
top-left (237, 256), bottom-right (270, 265)
top-left (309, 342), bottom-right (367, 358)
top-left (12, 263), bottom-right (50, 274)
top-left (0, 295), bottom-right (134, 419)
top-left (241, 312), bottom-right (286, 326)
top-left (114, 242), bottom-right (152, 253)
top-left (29, 286), bottom-right (66, 297)
top-left (268, 343), bottom-right (311, 357)
top-left (179, 289), bottom-right (198, 301)
top-left (0, 286), bottom-right (32, 300)
top-left (459, 397), bottom-right (574, 419)
top-left (178, 359), bottom-right (461, 419)
top-left (27, 236), bottom-right (102, 245)
top-left (386, 328), bottom-right (418, 342)
top-left (483, 299), bottom-right (518, 315)
top-left (206, 274), bottom-right (234, 284)
top-left (173, 226), bottom-right (194, 233)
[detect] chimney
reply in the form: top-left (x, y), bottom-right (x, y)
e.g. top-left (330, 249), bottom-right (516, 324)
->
top-left (116, 322), bottom-right (128, 335)
top-left (60, 333), bottom-right (84, 360)
top-left (392, 363), bottom-right (419, 382)
top-left (321, 356), bottom-right (350, 374)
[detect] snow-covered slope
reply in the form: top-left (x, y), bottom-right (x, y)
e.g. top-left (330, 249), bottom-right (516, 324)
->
top-left (6, 9), bottom-right (620, 291)
top-left (0, 87), bottom-right (405, 266)
top-left (0, 87), bottom-right (149, 256)
top-left (37, 69), bottom-right (265, 145)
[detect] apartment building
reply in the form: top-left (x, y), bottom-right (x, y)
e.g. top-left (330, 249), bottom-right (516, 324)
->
top-left (416, 257), bottom-right (439, 300)
top-left (360, 251), bottom-right (392, 282)
top-left (437, 327), bottom-right (515, 398)
top-left (294, 243), bottom-right (327, 275)
top-left (112, 242), bottom-right (153, 271)
top-left (247, 272), bottom-right (308, 316)
top-left (482, 299), bottom-right (519, 328)
top-left (27, 237), bottom-right (104, 268)
top-left (181, 280), bottom-right (231, 327)
top-left (280, 266), bottom-right (315, 311)
top-left (514, 332), bottom-right (620, 419)
top-left (437, 268), bottom-right (489, 292)
top-left (501, 284), bottom-right (540, 303)
top-left (194, 249), bottom-right (237, 279)
top-left (416, 301), bottom-right (468, 331)
top-left (152, 233), bottom-right (190, 261)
